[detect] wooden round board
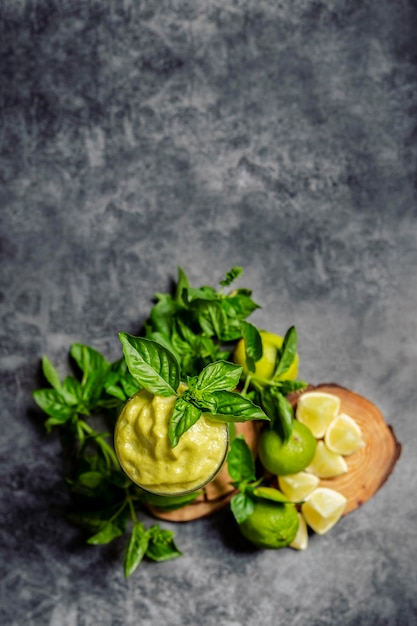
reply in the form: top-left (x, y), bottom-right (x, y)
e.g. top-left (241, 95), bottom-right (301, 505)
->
top-left (288, 384), bottom-right (402, 514)
top-left (146, 383), bottom-right (401, 522)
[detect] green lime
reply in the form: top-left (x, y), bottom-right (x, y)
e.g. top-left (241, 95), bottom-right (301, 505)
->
top-left (259, 420), bottom-right (316, 476)
top-left (239, 487), bottom-right (299, 548)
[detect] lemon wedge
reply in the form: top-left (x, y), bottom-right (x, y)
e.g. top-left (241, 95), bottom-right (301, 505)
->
top-left (289, 513), bottom-right (309, 550)
top-left (301, 487), bottom-right (347, 535)
top-left (296, 391), bottom-right (341, 438)
top-left (278, 471), bottom-right (320, 502)
top-left (325, 413), bottom-right (364, 456)
top-left (306, 441), bottom-right (348, 478)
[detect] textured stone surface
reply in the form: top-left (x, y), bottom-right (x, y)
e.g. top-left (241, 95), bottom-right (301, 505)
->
top-left (1, 1), bottom-right (417, 625)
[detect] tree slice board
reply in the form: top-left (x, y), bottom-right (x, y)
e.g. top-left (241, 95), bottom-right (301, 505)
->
top-left (287, 384), bottom-right (401, 514)
top-left (146, 383), bottom-right (401, 522)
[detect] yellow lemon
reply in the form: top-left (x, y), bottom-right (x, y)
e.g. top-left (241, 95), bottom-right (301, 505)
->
top-left (233, 330), bottom-right (299, 383)
top-left (325, 413), bottom-right (364, 456)
top-left (290, 513), bottom-right (309, 550)
top-left (278, 471), bottom-right (320, 502)
top-left (305, 441), bottom-right (348, 478)
top-left (296, 391), bottom-right (341, 438)
top-left (301, 487), bottom-right (347, 535)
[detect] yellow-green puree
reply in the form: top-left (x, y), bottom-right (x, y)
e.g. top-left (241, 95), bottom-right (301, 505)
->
top-left (115, 387), bottom-right (228, 496)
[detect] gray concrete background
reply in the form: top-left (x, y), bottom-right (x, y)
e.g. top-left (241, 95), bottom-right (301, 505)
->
top-left (1, 1), bottom-right (417, 625)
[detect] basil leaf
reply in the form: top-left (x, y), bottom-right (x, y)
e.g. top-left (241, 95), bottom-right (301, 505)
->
top-left (81, 369), bottom-right (108, 408)
top-left (103, 372), bottom-right (127, 401)
top-left (77, 471), bottom-right (104, 488)
top-left (259, 386), bottom-right (277, 419)
top-left (195, 360), bottom-right (242, 393)
top-left (186, 285), bottom-right (218, 303)
top-left (230, 492), bottom-right (255, 524)
top-left (220, 266), bottom-right (243, 287)
top-left (276, 380), bottom-right (308, 396)
top-left (275, 391), bottom-right (294, 442)
top-left (33, 388), bottom-right (75, 422)
top-left (260, 387), bottom-right (294, 441)
top-left (123, 523), bottom-right (150, 577)
top-left (70, 343), bottom-right (109, 381)
top-left (222, 294), bottom-right (260, 321)
top-left (87, 521), bottom-right (125, 545)
top-left (252, 487), bottom-right (290, 504)
top-left (174, 266), bottom-right (189, 305)
top-left (210, 390), bottom-right (269, 422)
top-left (120, 374), bottom-right (140, 399)
top-left (62, 376), bottom-right (83, 406)
top-left (227, 436), bottom-right (256, 483)
top-left (175, 317), bottom-right (198, 345)
top-left (41, 356), bottom-right (62, 392)
top-left (113, 359), bottom-right (140, 398)
top-left (146, 330), bottom-right (182, 364)
top-left (273, 326), bottom-right (297, 379)
top-left (44, 415), bottom-right (75, 432)
top-left (119, 334), bottom-right (180, 397)
top-left (193, 300), bottom-right (228, 338)
top-left (149, 293), bottom-right (179, 338)
top-left (240, 321), bottom-right (263, 373)
top-left (146, 527), bottom-right (182, 562)
top-left (187, 391), bottom-right (218, 413)
top-left (169, 398), bottom-right (202, 448)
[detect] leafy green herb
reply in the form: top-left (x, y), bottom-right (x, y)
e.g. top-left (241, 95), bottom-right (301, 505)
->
top-left (145, 526), bottom-right (183, 562)
top-left (119, 334), bottom-right (180, 396)
top-left (228, 437), bottom-right (295, 525)
top-left (273, 326), bottom-right (298, 379)
top-left (219, 266), bottom-right (243, 287)
top-left (230, 491), bottom-right (255, 524)
top-left (227, 435), bottom-right (256, 484)
top-left (32, 266), bottom-right (306, 575)
top-left (117, 336), bottom-right (269, 447)
top-left (169, 399), bottom-right (202, 448)
top-left (33, 342), bottom-right (184, 577)
top-left (124, 522), bottom-right (150, 577)
top-left (144, 266), bottom-right (260, 377)
top-left (239, 320), bottom-right (263, 373)
top-left (239, 325), bottom-right (308, 441)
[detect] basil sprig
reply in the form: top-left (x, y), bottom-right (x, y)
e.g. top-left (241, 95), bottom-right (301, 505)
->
top-left (124, 523), bottom-right (182, 577)
top-left (32, 266), bottom-right (305, 577)
top-left (119, 333), bottom-right (269, 448)
top-left (33, 342), bottom-right (187, 577)
top-left (240, 325), bottom-right (308, 442)
top-left (144, 266), bottom-right (260, 377)
top-left (227, 436), bottom-right (295, 525)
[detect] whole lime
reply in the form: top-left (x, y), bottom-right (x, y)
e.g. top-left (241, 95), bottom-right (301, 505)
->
top-left (239, 487), bottom-right (299, 549)
top-left (258, 420), bottom-right (317, 476)
top-left (233, 330), bottom-right (299, 383)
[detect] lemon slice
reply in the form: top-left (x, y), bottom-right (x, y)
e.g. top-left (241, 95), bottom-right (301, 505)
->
top-left (305, 441), bottom-right (348, 478)
top-left (301, 487), bottom-right (347, 535)
top-left (278, 471), bottom-right (320, 502)
top-left (325, 413), bottom-right (364, 456)
top-left (290, 513), bottom-right (309, 550)
top-left (296, 391), bottom-right (341, 438)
